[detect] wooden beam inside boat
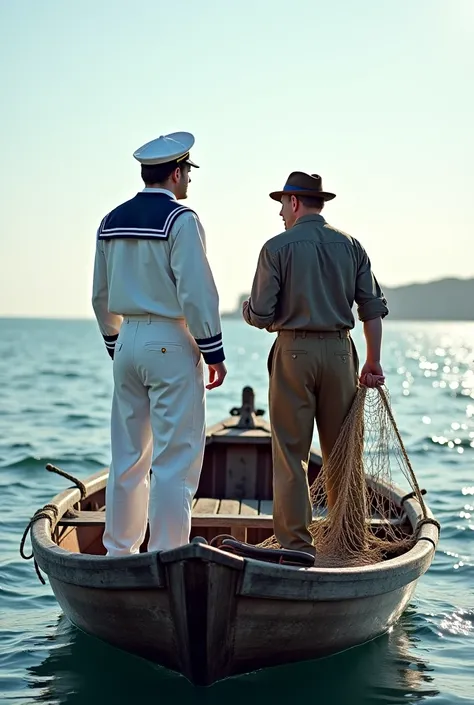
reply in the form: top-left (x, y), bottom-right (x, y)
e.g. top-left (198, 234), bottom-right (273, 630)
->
top-left (58, 498), bottom-right (405, 529)
top-left (58, 509), bottom-right (273, 529)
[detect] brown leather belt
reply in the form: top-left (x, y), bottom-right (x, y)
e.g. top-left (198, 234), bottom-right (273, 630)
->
top-left (278, 329), bottom-right (350, 339)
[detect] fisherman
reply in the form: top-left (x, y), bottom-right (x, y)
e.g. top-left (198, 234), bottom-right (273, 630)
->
top-left (92, 131), bottom-right (227, 556)
top-left (242, 171), bottom-right (388, 558)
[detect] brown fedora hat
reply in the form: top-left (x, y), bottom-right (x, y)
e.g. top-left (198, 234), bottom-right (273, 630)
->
top-left (269, 171), bottom-right (336, 202)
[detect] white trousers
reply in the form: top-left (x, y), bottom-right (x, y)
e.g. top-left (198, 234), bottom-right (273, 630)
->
top-left (103, 316), bottom-right (205, 556)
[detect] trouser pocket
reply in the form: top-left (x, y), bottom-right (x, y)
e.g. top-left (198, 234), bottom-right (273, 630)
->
top-left (267, 339), bottom-right (277, 376)
top-left (350, 338), bottom-right (360, 373)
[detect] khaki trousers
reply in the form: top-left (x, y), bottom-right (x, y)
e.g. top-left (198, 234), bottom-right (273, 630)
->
top-left (269, 330), bottom-right (359, 555)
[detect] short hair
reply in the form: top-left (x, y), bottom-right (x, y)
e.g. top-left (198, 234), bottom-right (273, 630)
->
top-left (141, 161), bottom-right (188, 185)
top-left (296, 195), bottom-right (324, 209)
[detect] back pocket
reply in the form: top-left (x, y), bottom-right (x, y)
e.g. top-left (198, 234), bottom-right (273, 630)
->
top-left (334, 351), bottom-right (352, 364)
top-left (283, 349), bottom-right (308, 358)
top-left (144, 343), bottom-right (183, 354)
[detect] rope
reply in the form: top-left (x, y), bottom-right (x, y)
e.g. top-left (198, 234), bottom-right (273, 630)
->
top-left (19, 503), bottom-right (59, 585)
top-left (414, 518), bottom-right (441, 550)
top-left (401, 488), bottom-right (427, 505)
top-left (416, 517), bottom-right (441, 533)
top-left (19, 465), bottom-right (87, 584)
top-left (45, 463), bottom-right (87, 499)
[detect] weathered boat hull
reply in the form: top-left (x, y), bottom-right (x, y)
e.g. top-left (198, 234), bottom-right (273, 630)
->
top-left (29, 388), bottom-right (439, 686)
top-left (32, 484), bottom-right (437, 686)
top-left (45, 556), bottom-right (419, 686)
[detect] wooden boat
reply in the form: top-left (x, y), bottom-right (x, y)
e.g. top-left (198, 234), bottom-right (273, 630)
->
top-left (28, 386), bottom-right (439, 686)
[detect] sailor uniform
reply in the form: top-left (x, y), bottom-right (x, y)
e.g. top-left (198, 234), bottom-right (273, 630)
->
top-left (97, 192), bottom-right (195, 241)
top-left (93, 190), bottom-right (224, 365)
top-left (92, 142), bottom-right (224, 556)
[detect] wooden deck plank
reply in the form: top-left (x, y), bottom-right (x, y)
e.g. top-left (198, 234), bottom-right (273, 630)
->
top-left (212, 428), bottom-right (271, 437)
top-left (259, 500), bottom-right (273, 516)
top-left (209, 435), bottom-right (272, 445)
top-left (191, 515), bottom-right (272, 528)
top-left (218, 500), bottom-right (240, 515)
top-left (239, 499), bottom-right (259, 516)
top-left (219, 499), bottom-right (246, 540)
top-left (193, 498), bottom-right (219, 515)
top-left (57, 510), bottom-right (273, 529)
top-left (58, 511), bottom-right (105, 526)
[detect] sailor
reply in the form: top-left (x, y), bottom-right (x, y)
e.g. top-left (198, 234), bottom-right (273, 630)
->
top-left (242, 171), bottom-right (388, 558)
top-left (92, 131), bottom-right (227, 556)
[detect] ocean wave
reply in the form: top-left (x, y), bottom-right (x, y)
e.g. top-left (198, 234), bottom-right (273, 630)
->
top-left (405, 436), bottom-right (474, 454)
top-left (64, 414), bottom-right (102, 428)
top-left (0, 455), bottom-right (105, 471)
top-left (39, 369), bottom-right (83, 379)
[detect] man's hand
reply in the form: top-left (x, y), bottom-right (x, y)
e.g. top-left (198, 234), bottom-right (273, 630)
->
top-left (359, 361), bottom-right (385, 387)
top-left (206, 362), bottom-right (227, 390)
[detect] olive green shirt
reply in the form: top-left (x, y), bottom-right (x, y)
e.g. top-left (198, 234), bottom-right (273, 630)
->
top-left (243, 214), bottom-right (388, 332)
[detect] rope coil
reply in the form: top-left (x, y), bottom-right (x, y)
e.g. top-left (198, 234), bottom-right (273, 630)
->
top-left (416, 517), bottom-right (441, 533)
top-left (19, 503), bottom-right (60, 585)
top-left (20, 464), bottom-right (88, 583)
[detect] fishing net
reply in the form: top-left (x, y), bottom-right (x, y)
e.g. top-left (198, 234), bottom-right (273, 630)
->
top-left (259, 385), bottom-right (430, 567)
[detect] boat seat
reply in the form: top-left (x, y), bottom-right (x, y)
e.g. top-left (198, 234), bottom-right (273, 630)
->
top-left (58, 498), bottom-right (273, 523)
top-left (58, 498), bottom-right (405, 526)
top-left (57, 498), bottom-right (274, 543)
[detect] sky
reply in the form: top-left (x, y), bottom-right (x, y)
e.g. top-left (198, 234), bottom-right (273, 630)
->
top-left (0, 0), bottom-right (473, 318)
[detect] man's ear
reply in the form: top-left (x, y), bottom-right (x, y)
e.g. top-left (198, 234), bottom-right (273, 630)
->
top-left (291, 195), bottom-right (299, 212)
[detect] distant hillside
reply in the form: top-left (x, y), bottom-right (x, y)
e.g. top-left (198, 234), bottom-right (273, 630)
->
top-left (223, 278), bottom-right (474, 321)
top-left (382, 278), bottom-right (473, 320)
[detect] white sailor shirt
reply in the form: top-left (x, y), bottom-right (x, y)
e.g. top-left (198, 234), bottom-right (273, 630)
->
top-left (91, 188), bottom-right (225, 364)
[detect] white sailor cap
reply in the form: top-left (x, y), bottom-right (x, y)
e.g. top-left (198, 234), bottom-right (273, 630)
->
top-left (133, 131), bottom-right (199, 168)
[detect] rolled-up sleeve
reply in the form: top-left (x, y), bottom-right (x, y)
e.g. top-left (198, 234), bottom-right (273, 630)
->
top-left (170, 212), bottom-right (225, 364)
top-left (355, 245), bottom-right (389, 322)
top-left (243, 246), bottom-right (280, 329)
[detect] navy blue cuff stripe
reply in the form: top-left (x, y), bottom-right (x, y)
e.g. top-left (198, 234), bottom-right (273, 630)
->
top-left (194, 332), bottom-right (222, 346)
top-left (202, 348), bottom-right (225, 364)
top-left (103, 334), bottom-right (118, 359)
